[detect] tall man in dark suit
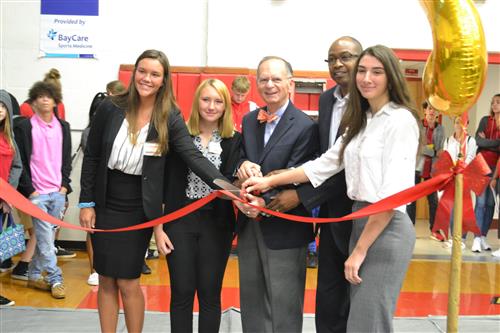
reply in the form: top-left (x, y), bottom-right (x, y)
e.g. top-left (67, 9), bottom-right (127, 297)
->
top-left (264, 36), bottom-right (363, 332)
top-left (235, 56), bottom-right (318, 332)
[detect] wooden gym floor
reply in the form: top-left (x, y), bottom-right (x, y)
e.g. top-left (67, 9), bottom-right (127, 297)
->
top-left (1, 220), bottom-right (499, 318)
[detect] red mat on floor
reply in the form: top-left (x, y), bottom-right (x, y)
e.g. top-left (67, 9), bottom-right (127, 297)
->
top-left (78, 286), bottom-right (500, 317)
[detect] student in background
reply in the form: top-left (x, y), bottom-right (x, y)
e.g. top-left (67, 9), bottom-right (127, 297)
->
top-left (442, 117), bottom-right (477, 250)
top-left (106, 80), bottom-right (126, 96)
top-left (18, 68), bottom-right (74, 259)
top-left (15, 81), bottom-right (72, 299)
top-left (488, 156), bottom-right (500, 258)
top-left (473, 93), bottom-right (500, 252)
top-left (79, 90), bottom-right (108, 286)
top-left (230, 76), bottom-right (257, 132)
top-left (409, 101), bottom-right (444, 241)
top-left (20, 68), bottom-right (66, 120)
top-left (0, 90), bottom-right (23, 307)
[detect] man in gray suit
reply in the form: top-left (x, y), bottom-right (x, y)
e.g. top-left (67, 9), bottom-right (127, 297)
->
top-left (235, 56), bottom-right (318, 332)
top-left (263, 36), bottom-right (363, 332)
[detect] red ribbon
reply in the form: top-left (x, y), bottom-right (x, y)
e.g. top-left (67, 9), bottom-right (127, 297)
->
top-left (0, 178), bottom-right (218, 233)
top-left (431, 151), bottom-right (490, 236)
top-left (0, 152), bottom-right (490, 232)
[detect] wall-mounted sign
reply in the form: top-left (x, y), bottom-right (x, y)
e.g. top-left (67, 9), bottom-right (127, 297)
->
top-left (39, 0), bottom-right (99, 59)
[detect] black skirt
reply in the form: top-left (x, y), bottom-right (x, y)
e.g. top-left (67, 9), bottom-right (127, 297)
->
top-left (91, 169), bottom-right (152, 279)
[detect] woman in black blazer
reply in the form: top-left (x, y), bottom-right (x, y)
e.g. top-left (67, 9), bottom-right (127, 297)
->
top-left (79, 50), bottom-right (225, 333)
top-left (156, 79), bottom-right (241, 333)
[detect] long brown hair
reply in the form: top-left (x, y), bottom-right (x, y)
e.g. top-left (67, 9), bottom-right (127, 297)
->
top-left (113, 49), bottom-right (178, 155)
top-left (339, 45), bottom-right (420, 162)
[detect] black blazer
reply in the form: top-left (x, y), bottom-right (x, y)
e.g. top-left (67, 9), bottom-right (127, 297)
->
top-left (79, 98), bottom-right (225, 220)
top-left (163, 131), bottom-right (242, 231)
top-left (238, 101), bottom-right (318, 250)
top-left (296, 87), bottom-right (353, 256)
top-left (14, 116), bottom-right (72, 197)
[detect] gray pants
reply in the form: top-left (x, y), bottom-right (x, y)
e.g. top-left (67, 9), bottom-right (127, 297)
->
top-left (347, 202), bottom-right (416, 333)
top-left (237, 219), bottom-right (307, 333)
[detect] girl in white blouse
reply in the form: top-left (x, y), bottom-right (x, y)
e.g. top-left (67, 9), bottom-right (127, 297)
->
top-left (442, 117), bottom-right (478, 249)
top-left (243, 45), bottom-right (420, 332)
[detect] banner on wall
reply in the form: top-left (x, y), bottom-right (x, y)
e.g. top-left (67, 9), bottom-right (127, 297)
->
top-left (39, 0), bottom-right (99, 58)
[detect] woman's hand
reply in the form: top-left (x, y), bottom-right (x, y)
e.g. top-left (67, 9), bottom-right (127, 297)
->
top-left (344, 248), bottom-right (367, 285)
top-left (79, 207), bottom-right (96, 233)
top-left (154, 227), bottom-right (174, 255)
top-left (242, 176), bottom-right (273, 194)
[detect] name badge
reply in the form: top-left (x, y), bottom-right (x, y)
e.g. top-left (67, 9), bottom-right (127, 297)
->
top-left (208, 141), bottom-right (222, 155)
top-left (144, 142), bottom-right (161, 157)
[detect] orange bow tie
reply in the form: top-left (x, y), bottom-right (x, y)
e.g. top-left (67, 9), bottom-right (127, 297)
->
top-left (257, 109), bottom-right (278, 123)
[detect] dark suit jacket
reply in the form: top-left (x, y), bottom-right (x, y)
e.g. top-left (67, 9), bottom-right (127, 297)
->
top-left (79, 98), bottom-right (224, 220)
top-left (296, 87), bottom-right (353, 256)
top-left (238, 101), bottom-right (317, 250)
top-left (163, 131), bottom-right (242, 231)
top-left (14, 116), bottom-right (72, 197)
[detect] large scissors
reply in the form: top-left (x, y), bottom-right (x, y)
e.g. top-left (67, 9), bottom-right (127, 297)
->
top-left (213, 179), bottom-right (243, 200)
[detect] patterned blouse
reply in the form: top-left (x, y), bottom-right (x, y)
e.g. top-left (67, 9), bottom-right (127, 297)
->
top-left (185, 130), bottom-right (222, 199)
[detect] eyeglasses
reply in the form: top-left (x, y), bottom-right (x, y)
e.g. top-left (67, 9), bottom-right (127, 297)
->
top-left (257, 76), bottom-right (291, 86)
top-left (324, 53), bottom-right (358, 65)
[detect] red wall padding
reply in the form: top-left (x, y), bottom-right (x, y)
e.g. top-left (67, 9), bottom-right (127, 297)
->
top-left (176, 74), bottom-right (200, 120)
top-left (118, 67), bottom-right (333, 118)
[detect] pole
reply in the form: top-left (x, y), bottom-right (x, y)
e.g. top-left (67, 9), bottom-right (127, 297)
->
top-left (447, 173), bottom-right (463, 332)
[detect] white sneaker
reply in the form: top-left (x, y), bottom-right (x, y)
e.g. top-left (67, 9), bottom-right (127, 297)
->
top-left (492, 249), bottom-right (500, 258)
top-left (87, 272), bottom-right (99, 286)
top-left (471, 237), bottom-right (482, 253)
top-left (480, 236), bottom-right (491, 251)
top-left (443, 239), bottom-right (465, 250)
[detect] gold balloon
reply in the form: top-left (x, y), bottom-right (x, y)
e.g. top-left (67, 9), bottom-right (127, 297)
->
top-left (420, 0), bottom-right (488, 117)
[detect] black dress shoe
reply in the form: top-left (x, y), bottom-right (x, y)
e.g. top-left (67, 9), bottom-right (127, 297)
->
top-left (142, 261), bottom-right (152, 275)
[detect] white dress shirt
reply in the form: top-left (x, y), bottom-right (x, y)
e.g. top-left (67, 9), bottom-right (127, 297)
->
top-left (108, 119), bottom-right (150, 175)
top-left (264, 100), bottom-right (288, 145)
top-left (303, 102), bottom-right (419, 213)
top-left (443, 135), bottom-right (477, 164)
top-left (329, 87), bottom-right (349, 148)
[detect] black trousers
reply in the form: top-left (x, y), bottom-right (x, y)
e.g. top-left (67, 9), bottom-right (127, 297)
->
top-left (407, 172), bottom-right (438, 229)
top-left (166, 210), bottom-right (233, 333)
top-left (315, 224), bottom-right (350, 333)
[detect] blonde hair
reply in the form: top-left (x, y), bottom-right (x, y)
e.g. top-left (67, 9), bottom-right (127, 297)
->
top-left (187, 79), bottom-right (234, 138)
top-left (231, 76), bottom-right (251, 93)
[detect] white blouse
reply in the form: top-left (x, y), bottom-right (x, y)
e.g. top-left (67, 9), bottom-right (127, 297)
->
top-left (107, 118), bottom-right (150, 175)
top-left (443, 135), bottom-right (477, 164)
top-left (303, 102), bottom-right (419, 213)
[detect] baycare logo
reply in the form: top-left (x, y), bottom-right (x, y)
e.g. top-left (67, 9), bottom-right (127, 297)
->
top-left (47, 29), bottom-right (89, 43)
top-left (47, 29), bottom-right (57, 40)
